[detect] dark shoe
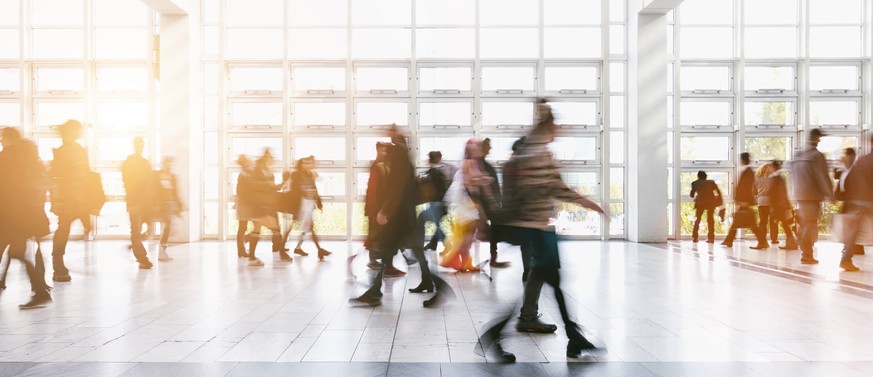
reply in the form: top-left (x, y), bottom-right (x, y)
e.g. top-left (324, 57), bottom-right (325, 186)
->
top-left (692, 238), bottom-right (698, 243)
top-left (706, 239), bottom-right (715, 244)
top-left (294, 248), bottom-right (309, 256)
top-left (720, 241), bottom-right (733, 247)
top-left (840, 262), bottom-right (860, 272)
top-left (780, 244), bottom-right (798, 251)
top-left (19, 293), bottom-right (52, 310)
top-left (490, 260), bottom-right (511, 268)
top-left (424, 241), bottom-right (438, 251)
top-left (367, 261), bottom-right (382, 270)
top-left (318, 248), bottom-right (331, 260)
top-left (800, 258), bottom-right (819, 265)
top-left (495, 344), bottom-right (516, 363)
top-left (750, 243), bottom-right (769, 250)
top-left (516, 319), bottom-right (558, 333)
top-left (52, 274), bottom-right (71, 282)
top-left (409, 282), bottom-right (435, 293)
top-left (384, 266), bottom-right (406, 277)
top-left (139, 260), bottom-right (153, 269)
top-left (349, 295), bottom-right (381, 307)
top-left (522, 269), bottom-right (530, 282)
top-left (567, 337), bottom-right (597, 358)
top-left (279, 250), bottom-right (293, 262)
top-left (423, 293), bottom-right (450, 308)
top-left (405, 256), bottom-right (418, 265)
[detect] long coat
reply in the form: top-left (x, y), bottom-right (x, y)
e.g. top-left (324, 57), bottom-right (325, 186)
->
top-left (0, 139), bottom-right (50, 240)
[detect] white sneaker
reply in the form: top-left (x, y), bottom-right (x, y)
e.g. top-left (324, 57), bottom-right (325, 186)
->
top-left (158, 245), bottom-right (173, 261)
top-left (248, 258), bottom-right (264, 266)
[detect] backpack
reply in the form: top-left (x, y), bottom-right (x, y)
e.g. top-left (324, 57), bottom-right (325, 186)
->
top-left (417, 167), bottom-right (448, 203)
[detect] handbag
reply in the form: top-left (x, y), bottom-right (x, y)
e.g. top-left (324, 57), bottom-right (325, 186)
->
top-left (732, 207), bottom-right (756, 228)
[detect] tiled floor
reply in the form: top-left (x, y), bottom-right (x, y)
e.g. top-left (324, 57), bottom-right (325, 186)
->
top-left (1, 238), bottom-right (873, 376)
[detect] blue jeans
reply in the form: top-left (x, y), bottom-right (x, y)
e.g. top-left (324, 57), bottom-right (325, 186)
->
top-left (418, 201), bottom-right (446, 245)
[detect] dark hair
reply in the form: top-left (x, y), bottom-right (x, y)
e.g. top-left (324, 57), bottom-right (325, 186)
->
top-left (295, 155), bottom-right (314, 170)
top-left (844, 147), bottom-right (856, 157)
top-left (428, 151), bottom-right (442, 164)
top-left (771, 160), bottom-right (782, 170)
top-left (740, 152), bottom-right (750, 164)
top-left (697, 170), bottom-right (707, 179)
top-left (511, 136), bottom-right (526, 153)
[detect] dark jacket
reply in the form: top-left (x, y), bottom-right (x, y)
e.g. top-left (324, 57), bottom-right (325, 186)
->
top-left (791, 144), bottom-right (833, 201)
top-left (121, 154), bottom-right (154, 214)
top-left (769, 173), bottom-right (792, 212)
top-left (249, 166), bottom-right (279, 219)
top-left (50, 143), bottom-right (90, 216)
top-left (734, 166), bottom-right (756, 206)
top-left (690, 179), bottom-right (722, 209)
top-left (288, 169), bottom-right (323, 218)
top-left (0, 139), bottom-right (50, 239)
top-left (844, 153), bottom-right (873, 204)
top-left (380, 140), bottom-right (418, 244)
top-left (365, 161), bottom-right (388, 217)
top-left (236, 169), bottom-right (254, 221)
top-left (479, 158), bottom-right (501, 217)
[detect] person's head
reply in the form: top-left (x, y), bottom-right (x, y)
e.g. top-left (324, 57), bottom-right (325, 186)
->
top-left (428, 150), bottom-right (442, 165)
top-left (258, 148), bottom-right (274, 167)
top-left (376, 142), bottom-right (390, 161)
top-left (809, 128), bottom-right (826, 146)
top-left (697, 170), bottom-right (707, 180)
top-left (756, 162), bottom-right (775, 177)
top-left (58, 119), bottom-right (83, 143)
top-left (161, 155), bottom-right (174, 170)
top-left (0, 127), bottom-right (21, 149)
top-left (482, 138), bottom-right (492, 157)
top-left (464, 138), bottom-right (483, 160)
top-left (535, 98), bottom-right (557, 142)
top-left (236, 154), bottom-right (250, 169)
top-left (386, 123), bottom-right (400, 140)
top-left (740, 152), bottom-right (751, 166)
top-left (511, 136), bottom-right (526, 154)
top-left (841, 147), bottom-right (857, 169)
top-left (133, 137), bottom-right (145, 155)
top-left (296, 155), bottom-right (315, 171)
top-left (772, 160), bottom-right (783, 171)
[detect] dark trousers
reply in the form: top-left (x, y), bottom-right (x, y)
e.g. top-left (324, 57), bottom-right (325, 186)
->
top-left (0, 239), bottom-right (48, 293)
top-left (418, 202), bottom-right (446, 247)
top-left (160, 218), bottom-right (171, 246)
top-left (841, 202), bottom-right (873, 264)
top-left (52, 213), bottom-right (91, 274)
top-left (692, 206), bottom-right (715, 241)
top-left (758, 205), bottom-right (772, 241)
top-left (128, 213), bottom-right (150, 263)
top-left (724, 206), bottom-right (767, 245)
top-left (797, 201), bottom-right (821, 260)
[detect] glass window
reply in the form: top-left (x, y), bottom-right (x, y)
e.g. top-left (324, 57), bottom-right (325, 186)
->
top-left (481, 67), bottom-right (535, 93)
top-left (745, 66), bottom-right (795, 92)
top-left (809, 0), bottom-right (862, 24)
top-left (610, 0), bottom-right (626, 22)
top-left (204, 168), bottom-right (218, 200)
top-left (293, 102), bottom-right (345, 127)
top-left (355, 136), bottom-right (391, 161)
top-left (226, 0), bottom-right (284, 26)
top-left (100, 171), bottom-right (125, 197)
top-left (482, 136), bottom-right (518, 162)
top-left (610, 96), bottom-right (625, 127)
top-left (680, 171), bottom-right (729, 197)
top-left (744, 0), bottom-right (798, 24)
top-left (356, 102), bottom-right (408, 127)
top-left (0, 30), bottom-right (18, 59)
top-left (96, 136), bottom-right (142, 163)
top-left (555, 202), bottom-right (601, 236)
top-left (551, 137), bottom-right (598, 161)
top-left (96, 67), bottom-right (148, 93)
top-left (610, 63), bottom-right (624, 92)
top-left (95, 202), bottom-right (130, 236)
top-left (94, 0), bottom-right (147, 26)
top-left (549, 102), bottom-right (598, 126)
top-left (745, 136), bottom-right (793, 161)
top-left (679, 66), bottom-right (730, 92)
top-left (226, 29), bottom-right (284, 59)
top-left (610, 25), bottom-right (625, 55)
top-left (416, 0), bottom-right (474, 25)
top-left (610, 131), bottom-right (625, 163)
top-left (294, 137), bottom-right (346, 162)
top-left (418, 136), bottom-right (470, 162)
top-left (230, 102), bottom-right (284, 128)
top-left (351, 0), bottom-right (411, 26)
top-left (314, 172), bottom-right (346, 197)
top-left (544, 28), bottom-right (601, 59)
top-left (419, 102), bottom-right (471, 128)
top-left (95, 29), bottom-right (148, 59)
top-left (809, 27), bottom-right (861, 58)
top-left (32, 29), bottom-right (84, 59)
top-left (35, 67), bottom-right (84, 93)
top-left (231, 137), bottom-right (282, 161)
top-left (203, 26), bottom-right (219, 56)
top-left (203, 202), bottom-right (218, 235)
top-left (679, 27), bottom-right (733, 59)
top-left (679, 0), bottom-right (733, 24)
top-left (0, 102), bottom-right (19, 126)
top-left (289, 0), bottom-right (347, 26)
top-left (680, 136), bottom-right (731, 161)
top-left (32, 0), bottom-right (83, 26)
top-left (818, 136), bottom-right (858, 160)
top-left (544, 0), bottom-right (600, 25)
top-left (352, 29), bottom-right (411, 59)
top-left (480, 29), bottom-right (538, 59)
top-left (744, 101), bottom-right (794, 126)
top-left (204, 132), bottom-right (218, 164)
top-left (482, 102), bottom-right (534, 127)
top-left (562, 172), bottom-right (598, 195)
top-left (34, 102), bottom-right (85, 128)
top-left (36, 137), bottom-right (62, 162)
top-left (96, 102), bottom-right (149, 130)
top-left (416, 28), bottom-right (475, 58)
top-left (744, 27), bottom-right (796, 58)
top-left (545, 66), bottom-right (598, 93)
top-left (809, 66), bottom-right (858, 91)
top-left (480, 0), bottom-right (538, 25)
top-left (0, 0), bottom-right (19, 26)
top-left (229, 67), bottom-right (283, 94)
top-left (419, 67), bottom-right (471, 93)
top-left (680, 101), bottom-right (732, 127)
top-left (204, 96), bottom-right (219, 129)
top-left (289, 29), bottom-right (348, 59)
top-left (356, 67), bottom-right (408, 93)
top-left (292, 67), bottom-right (345, 94)
top-left (809, 101), bottom-right (858, 126)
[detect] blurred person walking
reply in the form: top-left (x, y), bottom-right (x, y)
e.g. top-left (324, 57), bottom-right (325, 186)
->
top-left (245, 149), bottom-right (285, 266)
top-left (689, 170), bottom-right (723, 243)
top-left (418, 151), bottom-right (455, 254)
top-left (768, 161), bottom-right (798, 250)
top-left (480, 138), bottom-right (510, 268)
top-left (363, 142), bottom-right (400, 273)
top-left (121, 137), bottom-right (155, 269)
top-left (155, 156), bottom-right (184, 261)
top-left (440, 139), bottom-right (492, 272)
top-left (838, 138), bottom-right (873, 271)
top-left (791, 129), bottom-right (834, 264)
top-left (721, 152), bottom-right (768, 249)
top-left (235, 155), bottom-right (254, 258)
top-left (834, 148), bottom-right (864, 259)
top-left (755, 162), bottom-right (777, 246)
top-left (287, 156), bottom-right (331, 261)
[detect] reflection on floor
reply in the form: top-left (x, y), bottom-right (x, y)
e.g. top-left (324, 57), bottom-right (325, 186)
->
top-left (1, 239), bottom-right (872, 376)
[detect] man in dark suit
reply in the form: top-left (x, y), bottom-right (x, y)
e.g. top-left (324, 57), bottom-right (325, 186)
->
top-left (722, 153), bottom-right (768, 249)
top-left (121, 137), bottom-right (154, 270)
top-left (840, 136), bottom-right (873, 271)
top-left (835, 148), bottom-right (864, 259)
top-left (50, 120), bottom-right (92, 282)
top-left (690, 170), bottom-right (723, 243)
